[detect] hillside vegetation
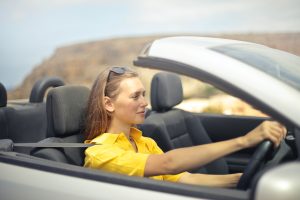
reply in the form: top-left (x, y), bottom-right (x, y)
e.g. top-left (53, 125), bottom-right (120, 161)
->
top-left (8, 33), bottom-right (300, 115)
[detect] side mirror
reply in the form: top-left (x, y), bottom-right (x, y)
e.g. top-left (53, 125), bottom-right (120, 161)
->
top-left (251, 162), bottom-right (300, 200)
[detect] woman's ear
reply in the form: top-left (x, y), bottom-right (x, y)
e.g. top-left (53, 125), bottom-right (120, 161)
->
top-left (104, 96), bottom-right (115, 112)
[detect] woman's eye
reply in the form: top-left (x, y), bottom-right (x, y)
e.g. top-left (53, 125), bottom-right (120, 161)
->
top-left (132, 91), bottom-right (145, 100)
top-left (132, 95), bottom-right (139, 99)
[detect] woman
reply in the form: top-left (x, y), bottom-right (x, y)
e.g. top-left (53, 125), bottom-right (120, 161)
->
top-left (84, 66), bottom-right (286, 187)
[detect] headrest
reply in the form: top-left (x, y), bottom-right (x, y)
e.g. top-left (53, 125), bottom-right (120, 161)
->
top-left (151, 72), bottom-right (183, 112)
top-left (30, 76), bottom-right (65, 103)
top-left (0, 82), bottom-right (7, 107)
top-left (46, 85), bottom-right (90, 137)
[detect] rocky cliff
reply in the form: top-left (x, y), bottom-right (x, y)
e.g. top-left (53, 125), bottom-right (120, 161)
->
top-left (8, 33), bottom-right (300, 100)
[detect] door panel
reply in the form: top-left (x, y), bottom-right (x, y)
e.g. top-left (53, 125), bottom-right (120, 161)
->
top-left (193, 113), bottom-right (268, 172)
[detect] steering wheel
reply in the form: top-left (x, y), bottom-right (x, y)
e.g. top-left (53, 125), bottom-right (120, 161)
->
top-left (237, 140), bottom-right (274, 190)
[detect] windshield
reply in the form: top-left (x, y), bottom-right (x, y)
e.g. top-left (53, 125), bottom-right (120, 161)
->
top-left (211, 43), bottom-right (300, 91)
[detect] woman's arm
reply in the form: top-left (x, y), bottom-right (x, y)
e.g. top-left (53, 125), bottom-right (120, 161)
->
top-left (144, 121), bottom-right (286, 177)
top-left (178, 172), bottom-right (242, 188)
top-left (145, 136), bottom-right (245, 176)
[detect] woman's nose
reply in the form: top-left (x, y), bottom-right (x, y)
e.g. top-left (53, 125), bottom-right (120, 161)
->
top-left (141, 96), bottom-right (148, 107)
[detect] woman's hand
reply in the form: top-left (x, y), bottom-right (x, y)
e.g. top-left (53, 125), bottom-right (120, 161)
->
top-left (241, 121), bottom-right (287, 148)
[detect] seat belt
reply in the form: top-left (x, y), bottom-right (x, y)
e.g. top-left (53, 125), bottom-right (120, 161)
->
top-left (13, 143), bottom-right (94, 148)
top-left (0, 139), bottom-right (95, 152)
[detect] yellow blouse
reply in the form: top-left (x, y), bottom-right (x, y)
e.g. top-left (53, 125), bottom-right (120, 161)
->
top-left (84, 127), bottom-right (185, 182)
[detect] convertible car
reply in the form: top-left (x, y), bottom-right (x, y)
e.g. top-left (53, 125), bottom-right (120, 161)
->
top-left (0, 36), bottom-right (299, 200)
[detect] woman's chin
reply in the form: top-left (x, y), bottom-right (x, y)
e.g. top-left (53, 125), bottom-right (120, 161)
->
top-left (135, 117), bottom-right (145, 124)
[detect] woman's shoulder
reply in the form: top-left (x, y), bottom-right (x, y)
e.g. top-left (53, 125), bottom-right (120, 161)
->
top-left (85, 133), bottom-right (119, 145)
top-left (140, 135), bottom-right (160, 150)
top-left (140, 135), bottom-right (163, 154)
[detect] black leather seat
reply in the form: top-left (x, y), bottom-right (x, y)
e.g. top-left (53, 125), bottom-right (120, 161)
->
top-left (0, 82), bottom-right (48, 146)
top-left (0, 82), bottom-right (10, 141)
top-left (31, 85), bottom-right (90, 166)
top-left (0, 78), bottom-right (65, 154)
top-left (140, 72), bottom-right (229, 174)
top-left (0, 82), bottom-right (7, 108)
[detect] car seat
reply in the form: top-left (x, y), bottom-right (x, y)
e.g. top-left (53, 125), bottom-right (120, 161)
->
top-left (0, 78), bottom-right (65, 154)
top-left (140, 72), bottom-right (229, 174)
top-left (0, 82), bottom-right (7, 107)
top-left (0, 82), bottom-right (10, 140)
top-left (31, 85), bottom-right (90, 166)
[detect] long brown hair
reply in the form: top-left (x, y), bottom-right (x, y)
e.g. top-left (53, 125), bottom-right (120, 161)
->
top-left (84, 67), bottom-right (139, 140)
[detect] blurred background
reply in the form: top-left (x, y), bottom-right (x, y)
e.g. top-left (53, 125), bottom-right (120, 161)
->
top-left (1, 0), bottom-right (300, 115)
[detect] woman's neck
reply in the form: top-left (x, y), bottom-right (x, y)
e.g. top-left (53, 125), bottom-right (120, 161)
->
top-left (107, 119), bottom-right (132, 139)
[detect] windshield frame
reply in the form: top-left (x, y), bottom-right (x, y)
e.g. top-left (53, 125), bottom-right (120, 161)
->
top-left (211, 43), bottom-right (300, 91)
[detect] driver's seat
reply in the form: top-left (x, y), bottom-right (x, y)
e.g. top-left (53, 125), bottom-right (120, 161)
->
top-left (140, 72), bottom-right (229, 174)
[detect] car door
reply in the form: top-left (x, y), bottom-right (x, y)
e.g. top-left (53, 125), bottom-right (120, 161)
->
top-left (193, 113), bottom-right (267, 173)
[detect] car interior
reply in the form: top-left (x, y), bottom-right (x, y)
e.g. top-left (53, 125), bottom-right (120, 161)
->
top-left (0, 71), bottom-right (297, 199)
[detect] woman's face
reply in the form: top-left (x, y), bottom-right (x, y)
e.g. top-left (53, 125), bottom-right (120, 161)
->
top-left (110, 77), bottom-right (148, 125)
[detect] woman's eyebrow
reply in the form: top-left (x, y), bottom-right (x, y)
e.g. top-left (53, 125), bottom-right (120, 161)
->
top-left (130, 89), bottom-right (145, 96)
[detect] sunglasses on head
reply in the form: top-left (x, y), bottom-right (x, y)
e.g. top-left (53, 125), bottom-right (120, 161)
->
top-left (107, 67), bottom-right (126, 82)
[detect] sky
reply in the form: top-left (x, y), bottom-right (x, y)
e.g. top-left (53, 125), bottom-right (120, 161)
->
top-left (1, 0), bottom-right (300, 89)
